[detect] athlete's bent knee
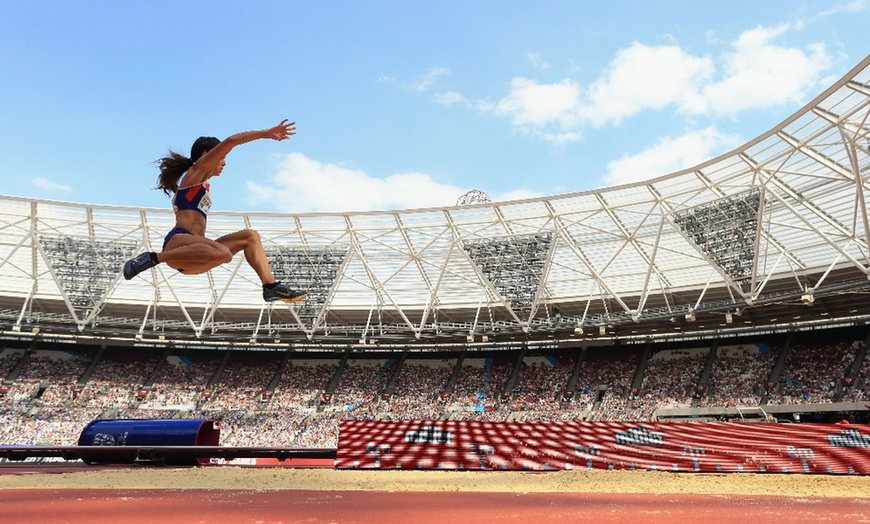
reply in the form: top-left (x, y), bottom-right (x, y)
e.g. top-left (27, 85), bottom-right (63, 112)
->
top-left (243, 229), bottom-right (263, 246)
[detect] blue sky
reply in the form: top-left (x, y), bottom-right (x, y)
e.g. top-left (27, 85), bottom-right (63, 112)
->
top-left (1, 1), bottom-right (868, 213)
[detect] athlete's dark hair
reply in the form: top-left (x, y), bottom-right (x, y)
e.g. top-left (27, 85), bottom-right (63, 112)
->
top-left (155, 136), bottom-right (221, 196)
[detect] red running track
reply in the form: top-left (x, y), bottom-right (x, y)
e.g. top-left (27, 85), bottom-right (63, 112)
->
top-left (2, 489), bottom-right (869, 523)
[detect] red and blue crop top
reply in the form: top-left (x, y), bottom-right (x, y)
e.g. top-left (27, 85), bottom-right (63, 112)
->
top-left (172, 183), bottom-right (212, 218)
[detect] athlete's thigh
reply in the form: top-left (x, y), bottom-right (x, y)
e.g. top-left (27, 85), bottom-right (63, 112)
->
top-left (163, 234), bottom-right (230, 274)
top-left (169, 262), bottom-right (215, 275)
top-left (163, 233), bottom-right (225, 252)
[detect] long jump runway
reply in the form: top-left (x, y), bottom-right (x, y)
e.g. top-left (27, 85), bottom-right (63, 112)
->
top-left (3, 488), bottom-right (870, 523)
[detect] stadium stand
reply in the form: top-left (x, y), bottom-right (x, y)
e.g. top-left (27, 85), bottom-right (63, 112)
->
top-left (1, 326), bottom-right (867, 447)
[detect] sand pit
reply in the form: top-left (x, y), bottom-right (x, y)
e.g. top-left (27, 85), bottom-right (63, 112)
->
top-left (1, 466), bottom-right (868, 497)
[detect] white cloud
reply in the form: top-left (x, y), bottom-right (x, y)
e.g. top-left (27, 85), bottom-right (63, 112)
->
top-left (410, 67), bottom-right (450, 92)
top-left (491, 187), bottom-right (545, 202)
top-left (540, 131), bottom-right (583, 145)
top-left (494, 77), bottom-right (583, 142)
top-left (486, 43), bottom-right (713, 141)
top-left (247, 153), bottom-right (545, 213)
top-left (527, 52), bottom-right (552, 70)
top-left (477, 23), bottom-right (832, 144)
top-left (434, 90), bottom-right (467, 106)
top-left (819, 0), bottom-right (866, 16)
top-left (582, 42), bottom-right (714, 126)
top-left (568, 58), bottom-right (583, 73)
top-left (603, 127), bottom-right (743, 186)
top-left (248, 153), bottom-right (467, 213)
top-left (698, 24), bottom-right (831, 115)
top-left (33, 176), bottom-right (72, 192)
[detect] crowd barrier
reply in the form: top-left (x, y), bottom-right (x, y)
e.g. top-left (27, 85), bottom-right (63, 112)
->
top-left (336, 420), bottom-right (870, 474)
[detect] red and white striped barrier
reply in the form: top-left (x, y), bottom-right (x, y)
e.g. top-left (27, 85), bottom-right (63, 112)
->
top-left (336, 420), bottom-right (870, 474)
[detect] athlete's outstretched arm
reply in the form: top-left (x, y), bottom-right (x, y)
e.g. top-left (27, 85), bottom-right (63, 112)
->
top-left (184, 119), bottom-right (296, 185)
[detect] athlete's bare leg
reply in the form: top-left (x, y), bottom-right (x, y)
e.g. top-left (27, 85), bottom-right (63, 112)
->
top-left (213, 229), bottom-right (277, 284)
top-left (127, 228), bottom-right (305, 302)
top-left (157, 234), bottom-right (233, 275)
top-left (157, 229), bottom-right (275, 281)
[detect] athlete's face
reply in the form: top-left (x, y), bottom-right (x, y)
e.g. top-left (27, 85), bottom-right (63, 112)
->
top-left (214, 159), bottom-right (226, 176)
top-left (207, 156), bottom-right (226, 177)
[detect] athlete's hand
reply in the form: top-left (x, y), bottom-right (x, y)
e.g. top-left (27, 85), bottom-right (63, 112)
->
top-left (268, 119), bottom-right (296, 141)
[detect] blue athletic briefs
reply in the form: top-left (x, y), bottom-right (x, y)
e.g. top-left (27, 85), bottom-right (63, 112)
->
top-left (163, 227), bottom-right (193, 250)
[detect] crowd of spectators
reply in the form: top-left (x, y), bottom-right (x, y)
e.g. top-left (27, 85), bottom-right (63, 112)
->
top-left (0, 334), bottom-right (866, 448)
top-left (592, 387), bottom-right (640, 421)
top-left (698, 344), bottom-right (780, 407)
top-left (442, 360), bottom-right (488, 412)
top-left (842, 349), bottom-right (870, 402)
top-left (330, 359), bottom-right (392, 418)
top-left (75, 353), bottom-right (159, 410)
top-left (143, 354), bottom-right (222, 408)
top-left (0, 350), bottom-right (23, 378)
top-left (446, 358), bottom-right (513, 421)
top-left (509, 357), bottom-right (567, 409)
top-left (0, 407), bottom-right (103, 445)
top-left (202, 354), bottom-right (280, 411)
top-left (638, 348), bottom-right (709, 410)
top-left (767, 340), bottom-right (859, 405)
top-left (502, 356), bottom-right (586, 421)
top-left (0, 352), bottom-right (88, 410)
top-left (218, 410), bottom-right (312, 447)
top-left (582, 349), bottom-right (640, 421)
top-left (269, 360), bottom-right (338, 410)
top-left (381, 360), bottom-right (454, 420)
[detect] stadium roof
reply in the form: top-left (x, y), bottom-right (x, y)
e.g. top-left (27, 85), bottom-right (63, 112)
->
top-left (2, 54), bottom-right (870, 350)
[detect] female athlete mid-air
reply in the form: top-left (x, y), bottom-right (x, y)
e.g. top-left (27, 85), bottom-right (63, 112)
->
top-left (123, 119), bottom-right (307, 304)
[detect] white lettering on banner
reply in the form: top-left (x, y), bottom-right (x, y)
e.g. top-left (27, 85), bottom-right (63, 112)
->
top-left (682, 445), bottom-right (706, 457)
top-left (470, 443), bottom-right (494, 454)
top-left (573, 444), bottom-right (601, 457)
top-left (828, 429), bottom-right (870, 447)
top-left (786, 445), bottom-right (815, 459)
top-left (210, 457), bottom-right (257, 465)
top-left (404, 425), bottom-right (452, 444)
top-left (91, 431), bottom-right (129, 446)
top-left (469, 442), bottom-right (495, 469)
top-left (614, 427), bottom-right (664, 446)
top-left (0, 456), bottom-right (82, 464)
top-left (366, 442), bottom-right (392, 454)
top-left (92, 433), bottom-right (115, 445)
